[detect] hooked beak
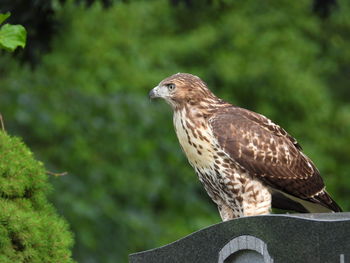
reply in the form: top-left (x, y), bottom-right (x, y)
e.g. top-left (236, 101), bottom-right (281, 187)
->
top-left (149, 86), bottom-right (159, 99)
top-left (149, 85), bottom-right (168, 100)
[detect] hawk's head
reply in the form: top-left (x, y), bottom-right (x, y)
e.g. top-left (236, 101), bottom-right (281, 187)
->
top-left (149, 73), bottom-right (217, 110)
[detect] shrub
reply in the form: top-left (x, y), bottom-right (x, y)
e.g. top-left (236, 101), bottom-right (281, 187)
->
top-left (0, 131), bottom-right (74, 263)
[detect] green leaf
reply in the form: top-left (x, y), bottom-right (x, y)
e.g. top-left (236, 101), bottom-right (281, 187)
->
top-left (0, 12), bottom-right (10, 25)
top-left (0, 23), bottom-right (26, 52)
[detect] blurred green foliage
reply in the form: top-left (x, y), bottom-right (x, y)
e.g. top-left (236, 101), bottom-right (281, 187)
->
top-left (0, 131), bottom-right (74, 263)
top-left (1, 0), bottom-right (350, 262)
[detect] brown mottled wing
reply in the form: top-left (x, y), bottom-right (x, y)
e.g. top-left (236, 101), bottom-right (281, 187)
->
top-left (209, 106), bottom-right (341, 212)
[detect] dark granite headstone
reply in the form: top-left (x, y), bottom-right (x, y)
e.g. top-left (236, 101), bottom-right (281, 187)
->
top-left (129, 213), bottom-right (350, 263)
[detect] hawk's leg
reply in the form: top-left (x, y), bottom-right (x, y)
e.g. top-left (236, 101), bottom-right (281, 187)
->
top-left (239, 184), bottom-right (272, 217)
top-left (217, 204), bottom-right (236, 221)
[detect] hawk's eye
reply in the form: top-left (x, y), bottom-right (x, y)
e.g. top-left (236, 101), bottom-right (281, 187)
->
top-left (167, 83), bottom-right (176, 91)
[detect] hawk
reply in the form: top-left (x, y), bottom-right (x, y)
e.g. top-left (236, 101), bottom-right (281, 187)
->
top-left (149, 73), bottom-right (342, 221)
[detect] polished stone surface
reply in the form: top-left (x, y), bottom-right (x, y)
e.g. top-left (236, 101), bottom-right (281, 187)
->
top-left (129, 213), bottom-right (350, 263)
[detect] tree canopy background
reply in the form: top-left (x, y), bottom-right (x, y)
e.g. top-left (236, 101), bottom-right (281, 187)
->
top-left (1, 0), bottom-right (350, 262)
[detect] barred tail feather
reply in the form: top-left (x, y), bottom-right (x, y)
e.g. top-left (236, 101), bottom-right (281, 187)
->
top-left (311, 190), bottom-right (342, 212)
top-left (272, 189), bottom-right (342, 213)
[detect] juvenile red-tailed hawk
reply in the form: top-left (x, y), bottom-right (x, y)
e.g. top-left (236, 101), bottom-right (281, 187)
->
top-left (149, 73), bottom-right (342, 221)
